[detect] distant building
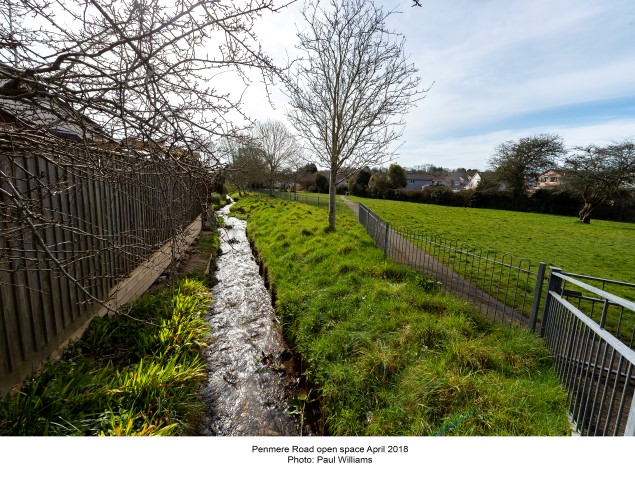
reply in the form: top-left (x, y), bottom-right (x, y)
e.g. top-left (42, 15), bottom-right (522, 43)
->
top-left (536, 169), bottom-right (564, 189)
top-left (464, 171), bottom-right (500, 190)
top-left (0, 65), bottom-right (108, 142)
top-left (464, 172), bottom-right (483, 190)
top-left (404, 172), bottom-right (435, 190)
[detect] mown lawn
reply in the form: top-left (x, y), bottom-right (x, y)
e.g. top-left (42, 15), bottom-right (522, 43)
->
top-left (347, 196), bottom-right (635, 284)
top-left (232, 195), bottom-right (570, 436)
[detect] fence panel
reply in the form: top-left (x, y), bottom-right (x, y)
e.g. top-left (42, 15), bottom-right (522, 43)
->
top-left (1, 133), bottom-right (207, 393)
top-left (541, 270), bottom-right (635, 435)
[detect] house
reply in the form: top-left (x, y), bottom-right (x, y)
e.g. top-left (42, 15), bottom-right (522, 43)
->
top-left (464, 172), bottom-right (483, 190)
top-left (428, 173), bottom-right (469, 191)
top-left (0, 65), bottom-right (108, 142)
top-left (463, 171), bottom-right (500, 190)
top-left (404, 172), bottom-right (435, 190)
top-left (536, 169), bottom-right (564, 189)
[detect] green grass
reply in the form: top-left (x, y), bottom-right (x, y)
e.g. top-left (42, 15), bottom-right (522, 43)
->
top-left (348, 196), bottom-right (635, 284)
top-left (346, 196), bottom-right (635, 340)
top-left (210, 192), bottom-right (230, 210)
top-left (0, 277), bottom-right (212, 436)
top-left (231, 196), bottom-right (571, 436)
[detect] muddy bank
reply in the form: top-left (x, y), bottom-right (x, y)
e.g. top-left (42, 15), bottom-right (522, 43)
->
top-left (197, 203), bottom-right (304, 436)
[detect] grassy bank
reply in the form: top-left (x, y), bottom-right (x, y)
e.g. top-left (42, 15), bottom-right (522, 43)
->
top-left (0, 234), bottom-right (219, 436)
top-left (232, 196), bottom-right (570, 436)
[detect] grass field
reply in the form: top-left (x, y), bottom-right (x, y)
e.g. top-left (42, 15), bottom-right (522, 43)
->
top-left (232, 195), bottom-right (570, 436)
top-left (347, 196), bottom-right (635, 283)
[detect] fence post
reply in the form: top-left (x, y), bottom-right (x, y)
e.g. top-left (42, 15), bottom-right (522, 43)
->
top-left (529, 262), bottom-right (546, 332)
top-left (625, 391), bottom-right (635, 436)
top-left (540, 267), bottom-right (562, 336)
top-left (383, 221), bottom-right (389, 257)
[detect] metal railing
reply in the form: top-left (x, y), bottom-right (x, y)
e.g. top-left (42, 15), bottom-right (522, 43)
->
top-left (257, 190), bottom-right (349, 215)
top-left (541, 269), bottom-right (635, 435)
top-left (358, 202), bottom-right (546, 328)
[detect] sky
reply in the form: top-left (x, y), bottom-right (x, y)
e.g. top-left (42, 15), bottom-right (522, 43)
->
top-left (237, 0), bottom-right (635, 171)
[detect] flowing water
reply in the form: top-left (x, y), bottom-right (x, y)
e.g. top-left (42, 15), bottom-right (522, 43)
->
top-left (197, 202), bottom-right (302, 436)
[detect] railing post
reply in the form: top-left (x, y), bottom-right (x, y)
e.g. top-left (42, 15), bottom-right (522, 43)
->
top-left (383, 221), bottom-right (389, 257)
top-left (625, 391), bottom-right (635, 436)
top-left (540, 267), bottom-right (562, 336)
top-left (529, 262), bottom-right (547, 332)
top-left (599, 299), bottom-right (610, 329)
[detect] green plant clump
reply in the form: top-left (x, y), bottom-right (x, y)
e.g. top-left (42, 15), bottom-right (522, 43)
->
top-left (0, 278), bottom-right (211, 436)
top-left (210, 192), bottom-right (230, 210)
top-left (232, 196), bottom-right (571, 436)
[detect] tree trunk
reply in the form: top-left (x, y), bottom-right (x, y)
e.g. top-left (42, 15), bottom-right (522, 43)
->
top-left (579, 202), bottom-right (593, 224)
top-left (328, 168), bottom-right (337, 231)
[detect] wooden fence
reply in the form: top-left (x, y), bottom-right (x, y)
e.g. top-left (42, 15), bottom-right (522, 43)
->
top-left (0, 132), bottom-right (207, 393)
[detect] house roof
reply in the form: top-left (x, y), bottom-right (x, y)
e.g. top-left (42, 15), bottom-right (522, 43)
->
top-left (406, 173), bottom-right (434, 181)
top-left (0, 64), bottom-right (108, 142)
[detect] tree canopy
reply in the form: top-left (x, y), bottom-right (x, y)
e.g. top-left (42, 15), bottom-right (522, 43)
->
top-left (563, 141), bottom-right (635, 223)
top-left (489, 134), bottom-right (565, 207)
top-left (254, 119), bottom-right (302, 196)
top-left (387, 163), bottom-right (408, 189)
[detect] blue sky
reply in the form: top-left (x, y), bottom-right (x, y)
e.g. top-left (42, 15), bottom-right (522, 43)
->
top-left (240, 0), bottom-right (635, 171)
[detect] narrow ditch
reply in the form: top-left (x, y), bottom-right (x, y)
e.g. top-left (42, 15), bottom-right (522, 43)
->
top-left (196, 201), bottom-right (311, 436)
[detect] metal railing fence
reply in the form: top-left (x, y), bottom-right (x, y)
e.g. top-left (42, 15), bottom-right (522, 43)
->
top-left (258, 190), bottom-right (349, 215)
top-left (555, 272), bottom-right (635, 347)
top-left (359, 202), bottom-right (546, 328)
top-left (541, 269), bottom-right (635, 435)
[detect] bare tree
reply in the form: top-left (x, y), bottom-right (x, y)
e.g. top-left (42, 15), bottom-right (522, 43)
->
top-left (285, 156), bottom-right (312, 192)
top-left (285, 0), bottom-right (422, 230)
top-left (564, 141), bottom-right (635, 223)
top-left (0, 0), bottom-right (291, 385)
top-left (254, 119), bottom-right (302, 195)
top-left (222, 135), bottom-right (267, 194)
top-left (1, 0), bottom-right (286, 280)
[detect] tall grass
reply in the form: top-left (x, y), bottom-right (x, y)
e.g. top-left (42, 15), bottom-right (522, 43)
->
top-left (231, 196), bottom-right (571, 435)
top-left (0, 277), bottom-right (211, 436)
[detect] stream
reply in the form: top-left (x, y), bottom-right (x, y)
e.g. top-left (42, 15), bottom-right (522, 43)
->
top-left (196, 202), bottom-right (302, 436)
